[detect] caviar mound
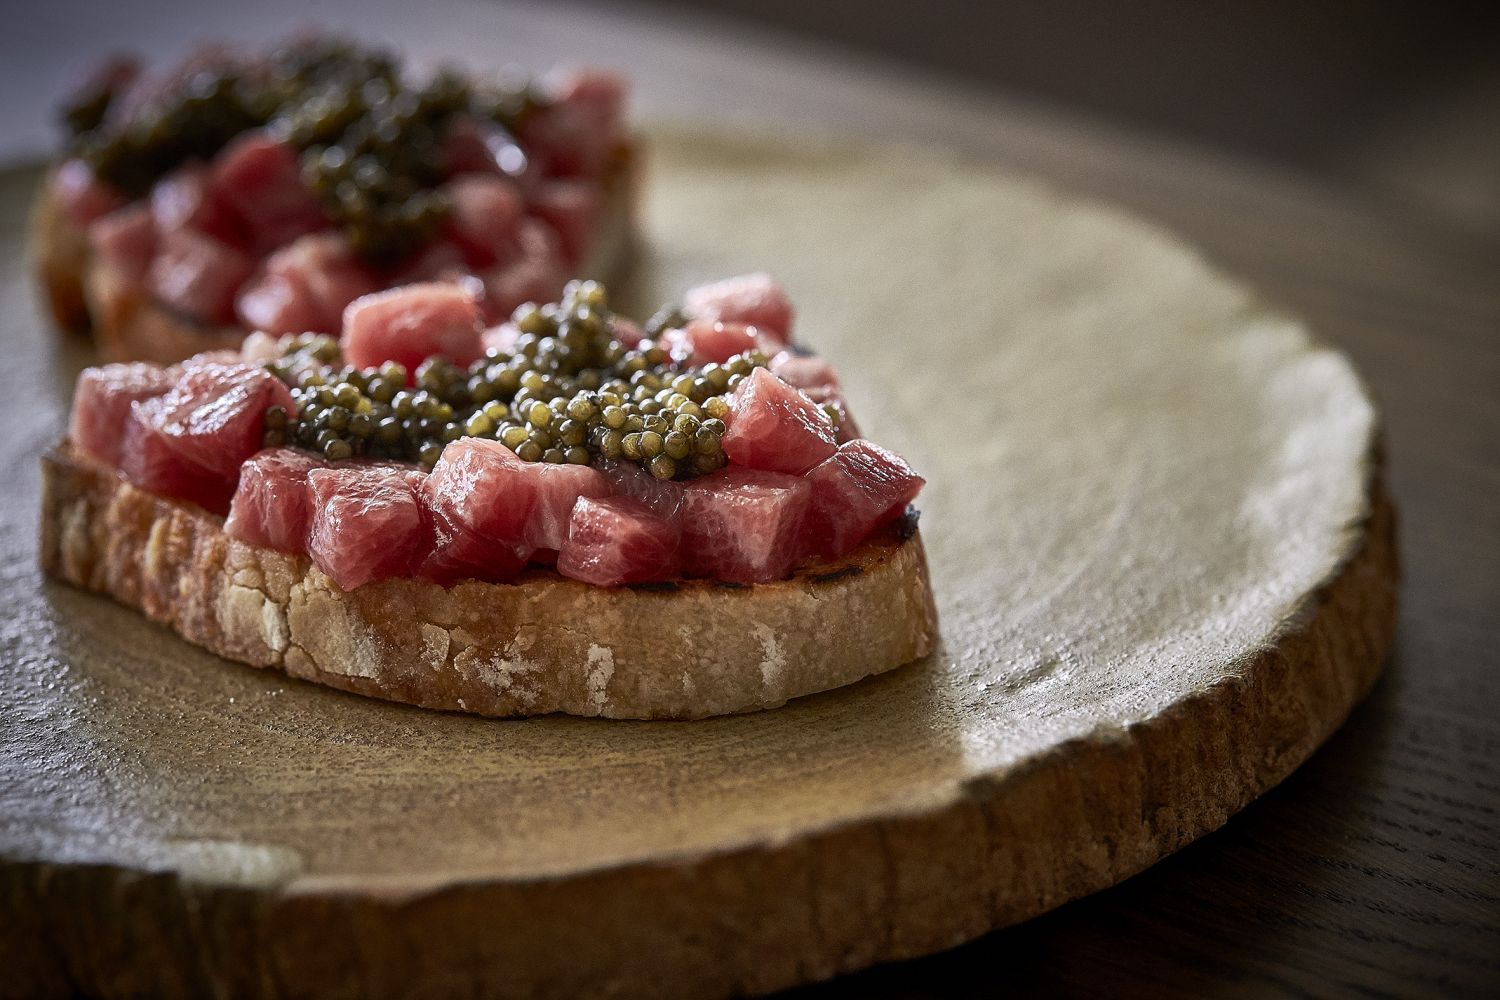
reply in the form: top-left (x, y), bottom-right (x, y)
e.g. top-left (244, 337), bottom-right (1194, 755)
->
top-left (33, 35), bottom-right (638, 363)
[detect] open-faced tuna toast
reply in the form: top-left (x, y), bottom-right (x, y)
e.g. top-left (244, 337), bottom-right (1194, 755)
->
top-left (40, 275), bottom-right (937, 719)
top-left (32, 36), bottom-right (637, 364)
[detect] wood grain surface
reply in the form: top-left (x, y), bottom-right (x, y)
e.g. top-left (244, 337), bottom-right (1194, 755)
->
top-left (0, 126), bottom-right (1398, 997)
top-left (0, 2), bottom-right (1495, 996)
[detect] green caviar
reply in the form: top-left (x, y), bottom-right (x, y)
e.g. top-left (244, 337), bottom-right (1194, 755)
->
top-left (266, 280), bottom-right (770, 478)
top-left (63, 38), bottom-right (545, 262)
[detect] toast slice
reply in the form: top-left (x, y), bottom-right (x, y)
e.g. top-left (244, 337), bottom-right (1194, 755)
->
top-left (40, 441), bottom-right (937, 720)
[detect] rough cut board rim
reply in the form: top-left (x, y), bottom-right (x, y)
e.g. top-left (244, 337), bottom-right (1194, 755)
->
top-left (0, 125), bottom-right (1399, 996)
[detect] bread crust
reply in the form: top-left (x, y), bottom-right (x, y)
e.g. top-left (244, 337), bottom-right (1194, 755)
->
top-left (39, 440), bottom-right (938, 719)
top-left (30, 145), bottom-right (641, 364)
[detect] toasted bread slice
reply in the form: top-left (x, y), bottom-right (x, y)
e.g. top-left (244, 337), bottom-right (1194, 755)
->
top-left (40, 440), bottom-right (937, 720)
top-left (30, 149), bottom-right (641, 365)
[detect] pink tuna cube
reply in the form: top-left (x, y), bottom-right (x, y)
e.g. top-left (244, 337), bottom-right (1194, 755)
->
top-left (307, 464), bottom-right (430, 590)
top-left (211, 132), bottom-right (327, 252)
top-left (147, 227), bottom-right (255, 325)
top-left (558, 495), bottom-right (679, 586)
top-left (69, 362), bottom-right (177, 467)
top-left (679, 466), bottom-right (810, 583)
top-left (802, 440), bottom-right (924, 559)
top-left (343, 282), bottom-right (485, 374)
top-left (721, 367), bottom-right (837, 475)
top-left (118, 363), bottom-right (295, 513)
top-left (683, 273), bottom-right (793, 343)
top-left (224, 448), bottom-right (326, 553)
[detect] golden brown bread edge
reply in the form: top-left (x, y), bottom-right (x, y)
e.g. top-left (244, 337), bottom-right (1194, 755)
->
top-left (39, 441), bottom-right (939, 719)
top-left (29, 144), bottom-right (642, 364)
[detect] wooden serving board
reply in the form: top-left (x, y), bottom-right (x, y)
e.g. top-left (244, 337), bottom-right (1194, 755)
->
top-left (0, 128), bottom-right (1396, 998)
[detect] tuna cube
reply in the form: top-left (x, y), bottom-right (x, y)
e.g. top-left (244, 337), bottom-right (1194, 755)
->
top-left (680, 466), bottom-right (810, 583)
top-left (343, 282), bottom-right (485, 373)
top-left (118, 362), bottom-right (295, 513)
top-left (596, 457), bottom-right (686, 520)
top-left (721, 367), bottom-right (837, 475)
top-left (236, 233), bottom-right (378, 335)
top-left (518, 460), bottom-right (611, 554)
top-left (147, 227), bottom-right (255, 325)
top-left (150, 163), bottom-right (247, 248)
top-left (528, 179), bottom-right (599, 269)
top-left (520, 70), bottom-right (626, 178)
top-left (445, 173), bottom-right (525, 268)
top-left (69, 362), bottom-right (177, 466)
top-left (558, 496), bottom-right (679, 586)
top-left (683, 273), bottom-right (793, 343)
top-left (420, 439), bottom-right (532, 584)
top-left (87, 204), bottom-right (156, 284)
top-left (802, 440), bottom-right (924, 559)
top-left (211, 132), bottom-right (327, 252)
top-left (659, 320), bottom-right (759, 367)
top-left (307, 465), bottom-right (430, 590)
top-left (224, 448), bottom-right (326, 553)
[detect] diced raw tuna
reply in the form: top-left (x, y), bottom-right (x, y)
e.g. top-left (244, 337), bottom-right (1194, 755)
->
top-left (518, 460), bottom-right (611, 553)
top-left (802, 440), bottom-right (924, 559)
top-left (87, 204), bottom-right (157, 283)
top-left (343, 282), bottom-right (485, 373)
top-left (679, 466), bottom-right (811, 583)
top-left (236, 233), bottom-right (378, 335)
top-left (770, 351), bottom-right (838, 397)
top-left (54, 159), bottom-right (125, 227)
top-left (420, 439), bottom-right (531, 584)
top-left (307, 464), bottom-right (430, 590)
top-left (767, 350), bottom-right (859, 439)
top-left (683, 273), bottom-right (793, 343)
top-left (150, 163), bottom-right (247, 248)
top-left (118, 407), bottom-right (236, 514)
top-left (118, 362), bottom-right (295, 512)
top-left (423, 438), bottom-right (534, 547)
top-left (445, 174), bottom-right (525, 268)
top-left (721, 367), bottom-right (837, 475)
top-left (421, 438), bottom-right (608, 578)
top-left (69, 362), bottom-right (177, 466)
top-left (528, 179), bottom-right (599, 268)
top-left (234, 272), bottom-right (319, 335)
top-left (224, 448), bottom-right (325, 553)
top-left (419, 517), bottom-right (528, 586)
top-left (660, 319), bottom-right (758, 367)
top-left (596, 457), bottom-right (685, 520)
top-left (441, 116), bottom-right (537, 189)
top-left (147, 227), bottom-right (255, 324)
top-left (479, 221), bottom-right (566, 324)
top-left (210, 132), bottom-right (327, 252)
top-left (521, 70), bottom-right (626, 178)
top-left (557, 496), bottom-right (679, 586)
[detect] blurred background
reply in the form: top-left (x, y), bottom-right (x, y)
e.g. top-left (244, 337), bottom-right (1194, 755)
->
top-left (650, 0), bottom-right (1500, 244)
top-left (4, 0), bottom-right (1498, 248)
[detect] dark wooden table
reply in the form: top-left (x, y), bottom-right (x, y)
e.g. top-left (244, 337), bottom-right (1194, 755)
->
top-left (3, 2), bottom-right (1496, 996)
